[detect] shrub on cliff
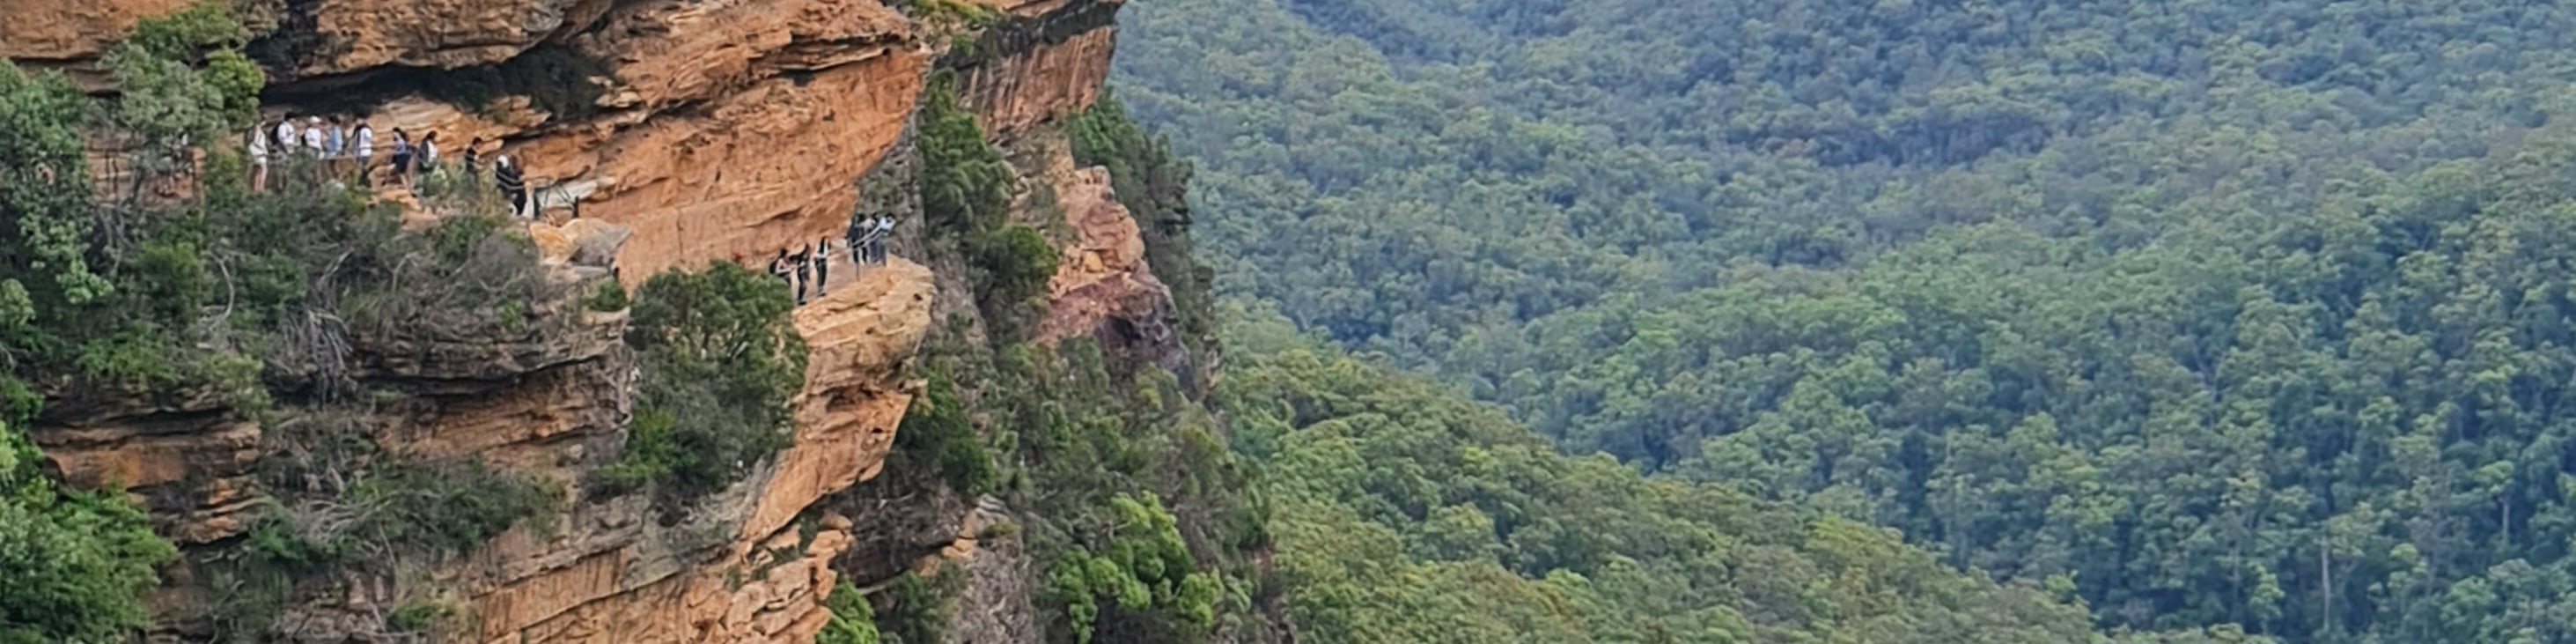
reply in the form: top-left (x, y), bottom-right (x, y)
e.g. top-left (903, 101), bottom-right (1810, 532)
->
top-left (970, 224), bottom-right (1060, 340)
top-left (817, 581), bottom-right (883, 644)
top-left (892, 375), bottom-right (998, 497)
top-left (918, 70), bottom-right (1013, 235)
top-left (0, 420), bottom-right (176, 644)
top-left (599, 263), bottom-right (808, 517)
top-left (1044, 493), bottom-right (1221, 644)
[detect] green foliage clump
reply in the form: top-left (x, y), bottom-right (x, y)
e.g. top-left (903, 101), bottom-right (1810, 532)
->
top-left (599, 263), bottom-right (807, 516)
top-left (101, 2), bottom-right (260, 183)
top-left (892, 376), bottom-right (997, 496)
top-left (912, 336), bottom-right (1258, 644)
top-left (918, 70), bottom-right (1012, 234)
top-left (879, 563), bottom-right (966, 644)
top-left (816, 581), bottom-right (882, 644)
top-left (585, 278), bottom-right (630, 312)
top-left (384, 597), bottom-right (455, 633)
top-left (916, 71), bottom-right (1064, 338)
top-left (0, 65), bottom-right (111, 318)
top-left (909, 0), bottom-right (1004, 29)
top-left (969, 224), bottom-right (1059, 337)
top-left (1045, 493), bottom-right (1221, 644)
top-left (207, 448), bottom-right (555, 641)
top-left (345, 461), bottom-right (561, 556)
top-left (0, 420), bottom-right (177, 644)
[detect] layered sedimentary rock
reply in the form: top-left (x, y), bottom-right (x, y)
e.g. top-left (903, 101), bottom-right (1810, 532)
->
top-left (32, 396), bottom-right (263, 545)
top-left (1036, 161), bottom-right (1173, 347)
top-left (0, 0), bottom-right (196, 62)
top-left (955, 22), bottom-right (1115, 137)
top-left (456, 260), bottom-right (934, 644)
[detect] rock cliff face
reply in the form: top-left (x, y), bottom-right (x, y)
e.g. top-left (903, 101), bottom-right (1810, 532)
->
top-left (10, 0), bottom-right (1169, 640)
top-left (455, 261), bottom-right (933, 644)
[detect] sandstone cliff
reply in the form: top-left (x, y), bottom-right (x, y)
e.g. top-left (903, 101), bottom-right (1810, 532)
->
top-left (6, 0), bottom-right (1211, 640)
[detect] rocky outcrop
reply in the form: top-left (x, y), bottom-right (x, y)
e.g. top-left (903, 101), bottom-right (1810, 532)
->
top-left (11, 0), bottom-right (1152, 639)
top-left (1037, 164), bottom-right (1169, 343)
top-left (333, 0), bottom-right (925, 281)
top-left (457, 260), bottom-right (934, 644)
top-left (1031, 150), bottom-right (1194, 386)
top-left (282, 0), bottom-right (601, 75)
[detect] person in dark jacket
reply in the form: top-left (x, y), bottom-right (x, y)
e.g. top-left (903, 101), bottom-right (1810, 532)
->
top-left (790, 247), bottom-right (813, 305)
top-left (769, 249), bottom-right (796, 294)
top-left (812, 237), bottom-right (834, 292)
top-left (494, 154), bottom-right (526, 218)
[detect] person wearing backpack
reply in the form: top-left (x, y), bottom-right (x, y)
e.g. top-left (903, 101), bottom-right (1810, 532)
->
top-left (769, 249), bottom-right (796, 293)
top-left (494, 154), bottom-right (526, 218)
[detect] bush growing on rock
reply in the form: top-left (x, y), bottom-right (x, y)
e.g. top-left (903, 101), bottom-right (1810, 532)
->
top-left (599, 263), bottom-right (808, 517)
top-left (0, 419), bottom-right (175, 644)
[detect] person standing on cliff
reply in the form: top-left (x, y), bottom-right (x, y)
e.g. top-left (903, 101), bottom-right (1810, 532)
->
top-left (769, 249), bottom-right (796, 295)
top-left (870, 216), bottom-right (894, 264)
top-left (494, 154), bottom-right (526, 218)
top-left (812, 237), bottom-right (834, 292)
top-left (323, 115), bottom-right (345, 170)
top-left (417, 131), bottom-right (440, 175)
top-left (300, 116), bottom-right (324, 157)
top-left (247, 119), bottom-right (270, 193)
top-left (351, 116), bottom-right (375, 187)
top-left (300, 116), bottom-right (328, 182)
top-left (790, 246), bottom-right (814, 305)
top-left (844, 216), bottom-right (872, 268)
top-left (388, 129), bottom-right (416, 189)
top-left (274, 113), bottom-right (298, 154)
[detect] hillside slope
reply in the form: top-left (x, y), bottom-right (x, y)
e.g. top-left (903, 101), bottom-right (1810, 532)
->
top-left (1115, 0), bottom-right (2576, 640)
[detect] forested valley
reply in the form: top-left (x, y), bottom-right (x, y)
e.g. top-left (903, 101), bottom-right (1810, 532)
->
top-left (1118, 0), bottom-right (2576, 641)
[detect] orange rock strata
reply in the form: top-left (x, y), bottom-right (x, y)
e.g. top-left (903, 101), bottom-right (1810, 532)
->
top-left (463, 259), bottom-right (933, 644)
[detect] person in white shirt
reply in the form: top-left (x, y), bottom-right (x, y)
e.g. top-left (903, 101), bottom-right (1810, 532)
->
top-left (300, 116), bottom-right (324, 157)
top-left (417, 131), bottom-right (440, 173)
top-left (351, 117), bottom-right (375, 186)
top-left (870, 217), bottom-right (894, 264)
top-left (273, 115), bottom-right (298, 157)
top-left (247, 120), bottom-right (269, 193)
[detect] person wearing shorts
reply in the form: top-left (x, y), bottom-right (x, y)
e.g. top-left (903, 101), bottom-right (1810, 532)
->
top-left (388, 129), bottom-right (414, 189)
top-left (247, 120), bottom-right (270, 192)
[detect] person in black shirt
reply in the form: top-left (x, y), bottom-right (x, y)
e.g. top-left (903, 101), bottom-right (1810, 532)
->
top-left (769, 249), bottom-right (795, 293)
top-left (813, 237), bottom-right (834, 292)
top-left (790, 247), bottom-right (813, 305)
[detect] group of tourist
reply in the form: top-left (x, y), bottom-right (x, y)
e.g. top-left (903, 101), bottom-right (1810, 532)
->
top-left (849, 214), bottom-right (894, 266)
top-left (756, 215), bottom-right (899, 307)
top-left (769, 238), bottom-right (841, 306)
top-left (247, 112), bottom-right (534, 218)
